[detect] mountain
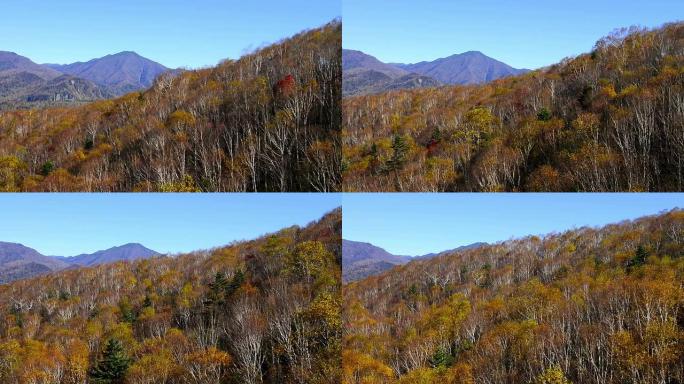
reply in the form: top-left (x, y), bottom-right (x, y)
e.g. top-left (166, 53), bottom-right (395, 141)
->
top-left (342, 49), bottom-right (441, 96)
top-left (342, 49), bottom-right (527, 96)
top-left (0, 242), bottom-right (69, 283)
top-left (0, 51), bottom-right (112, 109)
top-left (342, 239), bottom-right (485, 282)
top-left (0, 241), bottom-right (159, 283)
top-left (0, 51), bottom-right (171, 109)
top-left (55, 243), bottom-right (158, 266)
top-left (46, 51), bottom-right (172, 95)
top-left (342, 49), bottom-right (409, 78)
top-left (342, 240), bottom-right (410, 281)
top-left (0, 209), bottom-right (341, 383)
top-left (343, 22), bottom-right (684, 192)
top-left (343, 209), bottom-right (684, 384)
top-left (395, 50), bottom-right (529, 85)
top-left (0, 21), bottom-right (340, 192)
top-left (0, 51), bottom-right (61, 80)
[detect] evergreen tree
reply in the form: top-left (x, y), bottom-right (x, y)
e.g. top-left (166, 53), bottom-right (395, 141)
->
top-left (627, 245), bottom-right (649, 270)
top-left (386, 134), bottom-right (408, 172)
top-left (537, 108), bottom-right (552, 121)
top-left (227, 269), bottom-right (245, 295)
top-left (430, 126), bottom-right (442, 142)
top-left (429, 346), bottom-right (454, 368)
top-left (90, 339), bottom-right (130, 384)
top-left (206, 272), bottom-right (229, 306)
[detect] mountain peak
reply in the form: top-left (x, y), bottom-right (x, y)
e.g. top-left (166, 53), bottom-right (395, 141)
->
top-left (400, 50), bottom-right (528, 85)
top-left (111, 51), bottom-right (142, 58)
top-left (46, 52), bottom-right (170, 96)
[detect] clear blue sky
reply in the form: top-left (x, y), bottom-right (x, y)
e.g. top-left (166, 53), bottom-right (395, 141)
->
top-left (343, 193), bottom-right (683, 256)
top-left (0, 0), bottom-right (340, 68)
top-left (344, 0), bottom-right (683, 69)
top-left (0, 194), bottom-right (340, 256)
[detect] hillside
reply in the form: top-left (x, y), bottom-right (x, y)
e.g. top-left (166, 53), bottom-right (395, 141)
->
top-left (342, 239), bottom-right (485, 282)
top-left (343, 209), bottom-right (684, 384)
top-left (0, 208), bottom-right (342, 384)
top-left (46, 51), bottom-right (172, 96)
top-left (0, 20), bottom-right (341, 192)
top-left (0, 242), bottom-right (159, 283)
top-left (343, 22), bottom-right (684, 192)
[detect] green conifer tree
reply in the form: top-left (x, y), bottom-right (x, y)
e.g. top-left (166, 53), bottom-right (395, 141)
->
top-left (90, 339), bottom-right (130, 384)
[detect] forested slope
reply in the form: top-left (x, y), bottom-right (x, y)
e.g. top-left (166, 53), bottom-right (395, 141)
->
top-left (343, 209), bottom-right (684, 383)
top-left (0, 208), bottom-right (341, 384)
top-left (343, 22), bottom-right (684, 191)
top-left (0, 20), bottom-right (341, 192)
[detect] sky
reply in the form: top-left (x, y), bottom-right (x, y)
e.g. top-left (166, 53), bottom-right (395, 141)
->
top-left (343, 0), bottom-right (684, 69)
top-left (343, 193), bottom-right (684, 256)
top-left (0, 194), bottom-right (340, 256)
top-left (0, 0), bottom-right (340, 68)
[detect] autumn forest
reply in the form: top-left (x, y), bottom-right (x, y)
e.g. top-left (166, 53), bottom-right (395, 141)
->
top-left (0, 21), bottom-right (341, 192)
top-left (0, 209), bottom-right (342, 384)
top-left (343, 22), bottom-right (684, 192)
top-left (343, 209), bottom-right (684, 384)
top-left (1, 2), bottom-right (683, 384)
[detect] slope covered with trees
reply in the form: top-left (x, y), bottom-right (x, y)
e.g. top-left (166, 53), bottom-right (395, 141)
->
top-left (0, 20), bottom-right (341, 192)
top-left (343, 209), bottom-right (684, 384)
top-left (343, 22), bottom-right (684, 191)
top-left (0, 208), bottom-right (341, 383)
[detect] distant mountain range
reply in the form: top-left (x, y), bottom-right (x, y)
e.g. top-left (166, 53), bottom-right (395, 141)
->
top-left (342, 49), bottom-right (528, 96)
top-left (0, 242), bottom-right (159, 283)
top-left (342, 239), bottom-right (486, 282)
top-left (0, 51), bottom-right (172, 109)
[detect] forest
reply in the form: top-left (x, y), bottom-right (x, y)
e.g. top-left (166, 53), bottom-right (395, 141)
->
top-left (0, 20), bottom-right (341, 192)
top-left (342, 209), bottom-right (684, 384)
top-left (0, 208), bottom-right (341, 384)
top-left (343, 22), bottom-right (684, 191)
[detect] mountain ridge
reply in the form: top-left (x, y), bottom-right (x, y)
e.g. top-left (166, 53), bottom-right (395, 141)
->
top-left (0, 51), bottom-right (172, 109)
top-left (342, 48), bottom-right (527, 96)
top-left (0, 241), bottom-right (160, 283)
top-left (396, 50), bottom-right (529, 84)
top-left (46, 51), bottom-right (172, 95)
top-left (342, 238), bottom-right (485, 282)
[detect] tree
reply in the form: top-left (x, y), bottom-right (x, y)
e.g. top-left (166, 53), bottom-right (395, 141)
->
top-left (537, 108), bottom-right (552, 121)
top-left (535, 365), bottom-right (571, 384)
top-left (90, 339), bottom-right (131, 384)
top-left (429, 346), bottom-right (454, 368)
top-left (627, 245), bottom-right (648, 270)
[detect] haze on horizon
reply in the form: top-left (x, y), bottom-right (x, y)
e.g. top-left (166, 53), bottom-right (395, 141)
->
top-left (343, 0), bottom-right (683, 69)
top-left (0, 0), bottom-right (340, 69)
top-left (343, 194), bottom-right (683, 257)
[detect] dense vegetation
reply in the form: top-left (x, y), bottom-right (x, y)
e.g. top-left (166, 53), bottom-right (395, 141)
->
top-left (0, 209), bottom-right (341, 383)
top-left (343, 209), bottom-right (684, 383)
top-left (0, 20), bottom-right (341, 192)
top-left (343, 22), bottom-right (684, 191)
